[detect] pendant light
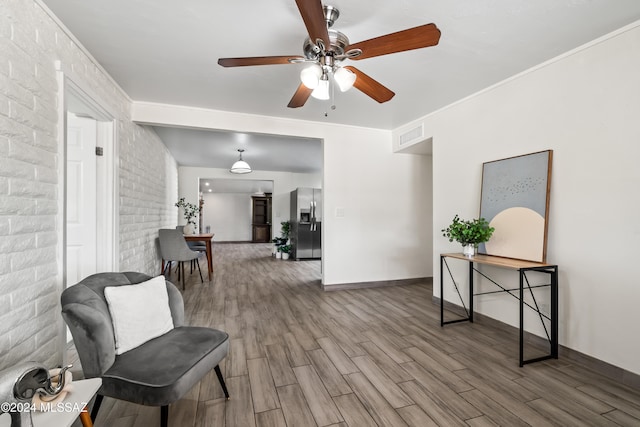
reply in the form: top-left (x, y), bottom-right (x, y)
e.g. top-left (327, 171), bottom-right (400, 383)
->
top-left (230, 149), bottom-right (252, 174)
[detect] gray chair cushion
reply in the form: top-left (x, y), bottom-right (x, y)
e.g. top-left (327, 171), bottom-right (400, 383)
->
top-left (102, 327), bottom-right (228, 406)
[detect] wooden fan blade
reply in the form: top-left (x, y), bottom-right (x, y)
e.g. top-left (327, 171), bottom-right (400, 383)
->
top-left (344, 66), bottom-right (395, 103)
top-left (295, 0), bottom-right (330, 48)
top-left (218, 56), bottom-right (304, 67)
top-left (288, 83), bottom-right (313, 108)
top-left (347, 23), bottom-right (441, 60)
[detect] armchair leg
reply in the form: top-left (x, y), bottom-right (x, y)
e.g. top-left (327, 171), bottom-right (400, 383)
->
top-left (90, 394), bottom-right (104, 422)
top-left (214, 365), bottom-right (230, 399)
top-left (161, 405), bottom-right (168, 427)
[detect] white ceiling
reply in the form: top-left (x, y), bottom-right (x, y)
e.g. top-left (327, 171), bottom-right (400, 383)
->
top-left (154, 126), bottom-right (322, 173)
top-left (41, 0), bottom-right (640, 170)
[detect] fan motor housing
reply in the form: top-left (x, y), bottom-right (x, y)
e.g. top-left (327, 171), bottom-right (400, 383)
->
top-left (303, 29), bottom-right (350, 60)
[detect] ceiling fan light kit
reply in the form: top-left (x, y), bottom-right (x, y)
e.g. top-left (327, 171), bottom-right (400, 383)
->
top-left (218, 0), bottom-right (441, 109)
top-left (230, 149), bottom-right (252, 174)
top-left (333, 67), bottom-right (356, 92)
top-left (311, 75), bottom-right (330, 100)
top-left (300, 64), bottom-right (323, 89)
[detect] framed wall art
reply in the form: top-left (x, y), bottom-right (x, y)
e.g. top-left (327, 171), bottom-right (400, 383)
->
top-left (478, 150), bottom-right (553, 263)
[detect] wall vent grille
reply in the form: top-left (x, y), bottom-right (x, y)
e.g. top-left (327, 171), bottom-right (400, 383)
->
top-left (399, 124), bottom-right (424, 146)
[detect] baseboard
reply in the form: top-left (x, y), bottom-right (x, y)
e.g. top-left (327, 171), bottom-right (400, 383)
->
top-left (323, 277), bottom-right (432, 292)
top-left (434, 296), bottom-right (640, 391)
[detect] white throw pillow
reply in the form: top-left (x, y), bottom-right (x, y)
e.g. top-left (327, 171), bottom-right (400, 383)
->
top-left (104, 276), bottom-right (174, 355)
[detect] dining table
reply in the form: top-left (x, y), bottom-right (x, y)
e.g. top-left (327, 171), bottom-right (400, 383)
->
top-left (184, 233), bottom-right (215, 281)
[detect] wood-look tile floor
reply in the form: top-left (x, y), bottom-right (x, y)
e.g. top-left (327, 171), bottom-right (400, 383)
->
top-left (83, 243), bottom-right (640, 426)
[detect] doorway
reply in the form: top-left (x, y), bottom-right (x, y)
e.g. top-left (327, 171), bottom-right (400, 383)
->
top-left (57, 66), bottom-right (118, 351)
top-left (200, 179), bottom-right (273, 242)
top-left (61, 77), bottom-right (118, 284)
top-left (251, 194), bottom-right (272, 242)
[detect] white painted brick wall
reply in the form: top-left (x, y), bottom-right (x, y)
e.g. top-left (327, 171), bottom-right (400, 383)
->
top-left (0, 0), bottom-right (178, 370)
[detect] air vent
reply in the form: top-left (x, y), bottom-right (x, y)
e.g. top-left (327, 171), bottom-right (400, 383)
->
top-left (398, 124), bottom-right (424, 147)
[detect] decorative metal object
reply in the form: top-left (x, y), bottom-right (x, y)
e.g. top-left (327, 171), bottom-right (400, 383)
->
top-left (0, 362), bottom-right (72, 427)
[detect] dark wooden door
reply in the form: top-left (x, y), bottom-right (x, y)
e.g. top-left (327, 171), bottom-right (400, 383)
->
top-left (252, 196), bottom-right (272, 242)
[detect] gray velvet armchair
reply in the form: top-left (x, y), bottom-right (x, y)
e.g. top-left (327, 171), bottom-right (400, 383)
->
top-left (61, 272), bottom-right (229, 427)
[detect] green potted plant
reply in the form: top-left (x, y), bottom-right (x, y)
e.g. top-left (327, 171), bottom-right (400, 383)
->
top-left (272, 237), bottom-right (286, 257)
top-left (280, 244), bottom-right (292, 260)
top-left (280, 221), bottom-right (290, 242)
top-left (270, 222), bottom-right (292, 259)
top-left (175, 197), bottom-right (201, 234)
top-left (271, 238), bottom-right (279, 256)
top-left (442, 214), bottom-right (495, 257)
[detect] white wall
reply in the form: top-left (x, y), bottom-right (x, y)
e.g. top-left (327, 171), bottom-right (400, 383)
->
top-left (428, 22), bottom-right (640, 375)
top-left (134, 105), bottom-right (433, 286)
top-left (202, 193), bottom-right (253, 241)
top-left (0, 1), bottom-right (177, 369)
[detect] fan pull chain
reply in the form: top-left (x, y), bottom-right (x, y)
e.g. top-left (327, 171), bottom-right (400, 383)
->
top-left (325, 75), bottom-right (337, 117)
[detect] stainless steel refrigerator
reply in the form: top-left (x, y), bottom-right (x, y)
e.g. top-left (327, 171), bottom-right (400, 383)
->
top-left (290, 188), bottom-right (322, 260)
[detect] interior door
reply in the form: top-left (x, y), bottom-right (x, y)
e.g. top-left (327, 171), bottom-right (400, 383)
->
top-left (66, 113), bottom-right (97, 286)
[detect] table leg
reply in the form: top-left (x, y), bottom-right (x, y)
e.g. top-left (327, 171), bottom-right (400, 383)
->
top-left (205, 240), bottom-right (213, 281)
top-left (469, 261), bottom-right (474, 323)
top-left (551, 267), bottom-right (559, 359)
top-left (440, 255), bottom-right (444, 326)
top-left (519, 269), bottom-right (524, 367)
top-left (80, 406), bottom-right (93, 427)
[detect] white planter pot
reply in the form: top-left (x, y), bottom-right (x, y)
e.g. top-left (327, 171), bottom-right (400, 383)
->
top-left (183, 223), bottom-right (194, 234)
top-left (276, 252), bottom-right (282, 259)
top-left (282, 253), bottom-right (290, 260)
top-left (463, 244), bottom-right (476, 257)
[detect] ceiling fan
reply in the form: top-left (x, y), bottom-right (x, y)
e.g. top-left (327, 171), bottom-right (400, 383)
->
top-left (218, 0), bottom-right (441, 108)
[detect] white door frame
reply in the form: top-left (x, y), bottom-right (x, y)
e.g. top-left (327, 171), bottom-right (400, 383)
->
top-left (55, 61), bottom-right (119, 360)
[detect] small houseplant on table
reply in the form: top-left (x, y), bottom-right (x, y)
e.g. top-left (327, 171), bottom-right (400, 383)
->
top-left (442, 214), bottom-right (495, 257)
top-left (175, 197), bottom-right (201, 234)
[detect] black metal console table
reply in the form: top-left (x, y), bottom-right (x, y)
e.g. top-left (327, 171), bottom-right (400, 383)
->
top-left (440, 253), bottom-right (558, 367)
